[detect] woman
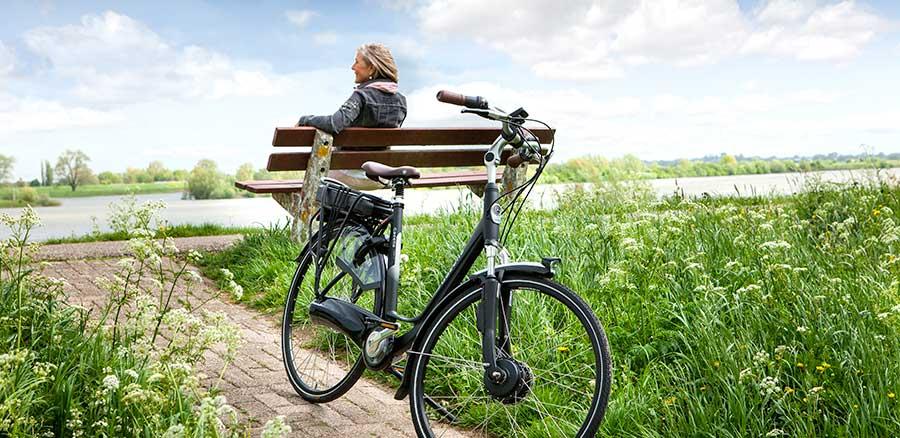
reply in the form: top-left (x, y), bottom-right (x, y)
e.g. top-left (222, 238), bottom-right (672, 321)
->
top-left (296, 43), bottom-right (406, 188)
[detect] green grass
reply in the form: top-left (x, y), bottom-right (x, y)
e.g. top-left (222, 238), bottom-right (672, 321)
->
top-left (42, 222), bottom-right (255, 244)
top-left (0, 199), bottom-right (61, 208)
top-left (0, 181), bottom-right (185, 199)
top-left (200, 178), bottom-right (900, 436)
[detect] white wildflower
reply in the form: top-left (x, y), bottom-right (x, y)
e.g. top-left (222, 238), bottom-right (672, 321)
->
top-left (759, 240), bottom-right (791, 250)
top-left (684, 262), bottom-right (703, 272)
top-left (736, 284), bottom-right (761, 294)
top-left (758, 376), bottom-right (781, 396)
top-left (754, 351), bottom-right (770, 365)
top-left (796, 326), bottom-right (808, 333)
top-left (102, 374), bottom-right (120, 392)
top-left (766, 429), bottom-right (786, 437)
top-left (228, 281), bottom-right (244, 300)
top-left (185, 270), bottom-right (203, 284)
top-left (261, 415), bottom-right (292, 438)
top-left (162, 424), bottom-right (185, 438)
top-left (219, 268), bottom-right (235, 281)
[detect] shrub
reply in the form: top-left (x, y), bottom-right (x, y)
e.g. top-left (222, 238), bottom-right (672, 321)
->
top-left (187, 160), bottom-right (234, 200)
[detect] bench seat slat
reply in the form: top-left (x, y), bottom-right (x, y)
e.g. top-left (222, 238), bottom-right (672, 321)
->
top-left (273, 127), bottom-right (554, 147)
top-left (235, 171), bottom-right (498, 194)
top-left (267, 148), bottom-right (516, 172)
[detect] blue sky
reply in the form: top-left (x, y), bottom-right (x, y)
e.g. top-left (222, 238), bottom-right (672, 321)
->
top-left (1, 0), bottom-right (899, 181)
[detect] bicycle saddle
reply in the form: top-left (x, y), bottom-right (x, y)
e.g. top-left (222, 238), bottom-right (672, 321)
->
top-left (361, 161), bottom-right (421, 182)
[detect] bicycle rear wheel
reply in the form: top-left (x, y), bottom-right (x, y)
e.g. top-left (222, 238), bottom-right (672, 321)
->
top-left (408, 275), bottom-right (611, 437)
top-left (282, 222), bottom-right (384, 403)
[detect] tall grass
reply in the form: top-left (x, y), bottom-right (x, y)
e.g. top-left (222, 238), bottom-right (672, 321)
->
top-left (204, 176), bottom-right (900, 436)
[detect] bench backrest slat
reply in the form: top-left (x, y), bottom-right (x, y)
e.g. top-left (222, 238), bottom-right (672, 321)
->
top-left (272, 127), bottom-right (554, 147)
top-left (267, 148), bottom-right (517, 172)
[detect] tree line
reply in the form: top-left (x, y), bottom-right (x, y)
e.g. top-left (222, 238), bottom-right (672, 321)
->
top-left (0, 150), bottom-right (289, 200)
top-left (544, 152), bottom-right (900, 183)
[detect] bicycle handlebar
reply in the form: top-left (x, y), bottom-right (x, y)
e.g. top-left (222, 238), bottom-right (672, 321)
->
top-left (436, 90), bottom-right (489, 110)
top-left (436, 91), bottom-right (544, 168)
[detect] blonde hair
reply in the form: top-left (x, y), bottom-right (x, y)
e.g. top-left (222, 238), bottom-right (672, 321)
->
top-left (357, 43), bottom-right (399, 83)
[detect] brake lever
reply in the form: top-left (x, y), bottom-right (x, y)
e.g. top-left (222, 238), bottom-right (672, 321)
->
top-left (460, 108), bottom-right (492, 119)
top-left (461, 108), bottom-right (508, 121)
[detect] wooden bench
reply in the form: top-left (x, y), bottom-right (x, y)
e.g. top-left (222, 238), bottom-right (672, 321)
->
top-left (235, 127), bottom-right (554, 241)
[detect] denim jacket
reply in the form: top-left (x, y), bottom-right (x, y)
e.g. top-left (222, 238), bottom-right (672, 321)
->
top-left (297, 79), bottom-right (407, 134)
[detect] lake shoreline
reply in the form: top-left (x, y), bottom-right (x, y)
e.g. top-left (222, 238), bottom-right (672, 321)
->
top-left (2, 167), bottom-right (898, 242)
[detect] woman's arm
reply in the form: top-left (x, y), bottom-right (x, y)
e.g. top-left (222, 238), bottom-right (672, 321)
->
top-left (296, 92), bottom-right (363, 134)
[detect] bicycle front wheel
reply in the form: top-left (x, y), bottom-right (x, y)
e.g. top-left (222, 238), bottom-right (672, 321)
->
top-left (408, 275), bottom-right (611, 437)
top-left (282, 223), bottom-right (384, 403)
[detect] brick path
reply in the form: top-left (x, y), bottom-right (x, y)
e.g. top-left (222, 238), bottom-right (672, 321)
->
top-left (39, 238), bottom-right (468, 437)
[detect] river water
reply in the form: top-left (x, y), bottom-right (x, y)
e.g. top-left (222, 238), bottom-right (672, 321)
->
top-left (2, 168), bottom-right (897, 242)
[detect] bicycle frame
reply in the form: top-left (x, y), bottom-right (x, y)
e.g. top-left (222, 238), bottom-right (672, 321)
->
top-left (378, 123), bottom-right (529, 377)
top-left (306, 115), bottom-right (551, 397)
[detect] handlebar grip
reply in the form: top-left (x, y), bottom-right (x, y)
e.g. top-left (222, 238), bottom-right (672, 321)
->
top-left (436, 90), bottom-right (466, 106)
top-left (507, 153), bottom-right (526, 168)
top-left (436, 90), bottom-right (489, 109)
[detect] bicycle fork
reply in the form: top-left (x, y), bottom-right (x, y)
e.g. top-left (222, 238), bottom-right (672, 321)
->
top-left (479, 180), bottom-right (509, 384)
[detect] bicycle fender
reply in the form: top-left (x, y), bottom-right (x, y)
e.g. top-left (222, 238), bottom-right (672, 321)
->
top-left (393, 262), bottom-right (554, 400)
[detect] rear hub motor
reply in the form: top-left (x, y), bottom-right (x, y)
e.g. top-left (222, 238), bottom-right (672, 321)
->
top-left (484, 358), bottom-right (533, 404)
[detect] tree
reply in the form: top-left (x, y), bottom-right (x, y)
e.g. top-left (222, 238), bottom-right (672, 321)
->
top-left (44, 160), bottom-right (54, 186)
top-left (0, 154), bottom-right (14, 183)
top-left (235, 162), bottom-right (255, 182)
top-left (98, 171), bottom-right (123, 185)
top-left (147, 160), bottom-right (173, 181)
top-left (55, 149), bottom-right (92, 192)
top-left (188, 159), bottom-right (223, 200)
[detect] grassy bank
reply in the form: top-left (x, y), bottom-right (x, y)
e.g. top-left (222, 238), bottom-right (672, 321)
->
top-left (42, 222), bottom-right (255, 244)
top-left (0, 181), bottom-right (185, 199)
top-left (200, 178), bottom-right (900, 436)
top-left (0, 199), bottom-right (61, 208)
top-left (544, 154), bottom-right (900, 183)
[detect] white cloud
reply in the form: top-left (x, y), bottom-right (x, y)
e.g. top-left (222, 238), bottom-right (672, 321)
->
top-left (742, 0), bottom-right (886, 61)
top-left (754, 0), bottom-right (818, 23)
top-left (23, 11), bottom-right (288, 104)
top-left (285, 10), bottom-right (316, 28)
top-left (313, 32), bottom-right (339, 45)
top-left (0, 41), bottom-right (14, 76)
top-left (0, 93), bottom-right (123, 134)
top-left (417, 0), bottom-right (888, 80)
top-left (372, 0), bottom-right (418, 11)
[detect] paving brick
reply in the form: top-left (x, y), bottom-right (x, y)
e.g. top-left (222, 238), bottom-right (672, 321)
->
top-left (254, 392), bottom-right (293, 409)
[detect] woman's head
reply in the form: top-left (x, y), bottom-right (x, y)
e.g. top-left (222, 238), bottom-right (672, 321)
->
top-left (353, 43), bottom-right (399, 84)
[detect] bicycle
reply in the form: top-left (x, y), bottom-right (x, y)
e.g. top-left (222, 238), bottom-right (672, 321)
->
top-left (281, 90), bottom-right (612, 437)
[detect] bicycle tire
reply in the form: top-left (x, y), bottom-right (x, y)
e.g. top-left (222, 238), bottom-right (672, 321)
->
top-left (282, 222), bottom-right (385, 403)
top-left (408, 275), bottom-right (611, 437)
